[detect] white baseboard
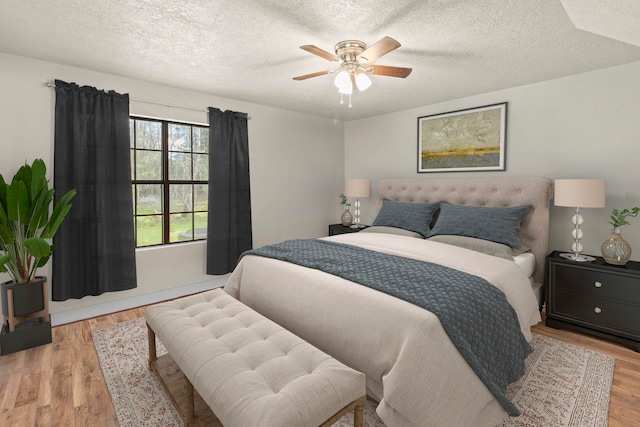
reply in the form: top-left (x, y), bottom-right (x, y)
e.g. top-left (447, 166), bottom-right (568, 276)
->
top-left (50, 277), bottom-right (228, 326)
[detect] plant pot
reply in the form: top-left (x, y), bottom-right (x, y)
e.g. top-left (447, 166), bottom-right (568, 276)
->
top-left (0, 317), bottom-right (52, 355)
top-left (601, 228), bottom-right (632, 266)
top-left (1, 277), bottom-right (47, 317)
top-left (0, 277), bottom-right (51, 354)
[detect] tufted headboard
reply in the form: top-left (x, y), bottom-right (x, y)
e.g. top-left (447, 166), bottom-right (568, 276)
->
top-left (377, 177), bottom-right (553, 303)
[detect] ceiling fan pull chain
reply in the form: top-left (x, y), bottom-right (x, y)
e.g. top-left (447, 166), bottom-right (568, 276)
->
top-left (340, 93), bottom-right (344, 105)
top-left (349, 93), bottom-right (352, 108)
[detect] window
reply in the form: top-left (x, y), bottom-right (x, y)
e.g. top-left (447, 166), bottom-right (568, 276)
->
top-left (130, 117), bottom-right (209, 247)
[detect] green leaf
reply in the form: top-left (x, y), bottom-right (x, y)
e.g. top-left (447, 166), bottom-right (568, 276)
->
top-left (13, 163), bottom-right (33, 205)
top-left (36, 255), bottom-right (50, 268)
top-left (29, 159), bottom-right (47, 201)
top-left (23, 237), bottom-right (51, 258)
top-left (0, 201), bottom-right (7, 226)
top-left (0, 254), bottom-right (10, 272)
top-left (41, 189), bottom-right (76, 238)
top-left (0, 223), bottom-right (14, 245)
top-left (28, 187), bottom-right (53, 232)
top-left (6, 180), bottom-right (30, 223)
top-left (0, 174), bottom-right (7, 213)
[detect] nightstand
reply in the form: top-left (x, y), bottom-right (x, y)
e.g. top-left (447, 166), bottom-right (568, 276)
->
top-left (328, 224), bottom-right (369, 236)
top-left (545, 250), bottom-right (640, 352)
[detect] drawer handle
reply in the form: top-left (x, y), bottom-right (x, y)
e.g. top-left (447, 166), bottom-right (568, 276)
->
top-left (594, 307), bottom-right (602, 314)
top-left (594, 281), bottom-right (602, 288)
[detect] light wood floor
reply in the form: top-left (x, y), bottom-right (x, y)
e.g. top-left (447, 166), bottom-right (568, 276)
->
top-left (1, 307), bottom-right (639, 426)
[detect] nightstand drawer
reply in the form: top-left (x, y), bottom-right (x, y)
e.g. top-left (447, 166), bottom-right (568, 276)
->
top-left (553, 264), bottom-right (640, 304)
top-left (553, 290), bottom-right (640, 335)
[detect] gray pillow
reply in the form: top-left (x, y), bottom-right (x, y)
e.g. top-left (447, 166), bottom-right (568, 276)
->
top-left (429, 203), bottom-right (532, 249)
top-left (359, 226), bottom-right (424, 239)
top-left (372, 199), bottom-right (440, 237)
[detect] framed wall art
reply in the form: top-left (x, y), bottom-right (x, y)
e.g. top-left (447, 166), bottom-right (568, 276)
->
top-left (417, 102), bottom-right (507, 173)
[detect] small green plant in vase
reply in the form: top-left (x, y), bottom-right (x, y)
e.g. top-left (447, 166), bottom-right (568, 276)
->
top-left (601, 206), bottom-right (639, 265)
top-left (339, 193), bottom-right (352, 226)
top-left (607, 207), bottom-right (640, 230)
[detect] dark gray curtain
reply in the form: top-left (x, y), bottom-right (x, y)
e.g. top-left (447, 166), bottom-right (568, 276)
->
top-left (52, 80), bottom-right (137, 300)
top-left (206, 108), bottom-right (252, 274)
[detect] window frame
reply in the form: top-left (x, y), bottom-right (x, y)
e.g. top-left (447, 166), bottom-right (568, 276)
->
top-left (130, 116), bottom-right (209, 248)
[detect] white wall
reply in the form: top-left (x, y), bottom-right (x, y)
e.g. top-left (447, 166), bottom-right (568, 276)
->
top-left (345, 60), bottom-right (640, 260)
top-left (0, 52), bottom-right (345, 319)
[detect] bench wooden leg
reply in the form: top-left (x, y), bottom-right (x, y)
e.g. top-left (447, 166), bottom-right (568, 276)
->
top-left (320, 395), bottom-right (366, 427)
top-left (147, 323), bottom-right (157, 370)
top-left (185, 375), bottom-right (195, 421)
top-left (354, 397), bottom-right (364, 427)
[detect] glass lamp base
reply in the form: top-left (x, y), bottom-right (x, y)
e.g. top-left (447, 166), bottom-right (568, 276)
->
top-left (559, 253), bottom-right (596, 262)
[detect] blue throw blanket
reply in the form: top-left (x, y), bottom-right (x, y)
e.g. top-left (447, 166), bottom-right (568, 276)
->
top-left (243, 239), bottom-right (532, 416)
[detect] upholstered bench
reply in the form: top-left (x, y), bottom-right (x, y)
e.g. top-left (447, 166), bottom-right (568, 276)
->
top-left (145, 288), bottom-right (366, 427)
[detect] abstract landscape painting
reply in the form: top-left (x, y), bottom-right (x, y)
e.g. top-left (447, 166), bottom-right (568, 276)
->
top-left (418, 102), bottom-right (507, 172)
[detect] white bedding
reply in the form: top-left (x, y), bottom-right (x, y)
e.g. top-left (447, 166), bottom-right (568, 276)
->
top-left (514, 252), bottom-right (536, 278)
top-left (224, 232), bottom-right (541, 427)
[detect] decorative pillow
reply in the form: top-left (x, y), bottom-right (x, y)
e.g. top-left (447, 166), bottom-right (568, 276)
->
top-left (428, 235), bottom-right (515, 259)
top-left (359, 226), bottom-right (424, 239)
top-left (372, 199), bottom-right (440, 237)
top-left (428, 203), bottom-right (532, 249)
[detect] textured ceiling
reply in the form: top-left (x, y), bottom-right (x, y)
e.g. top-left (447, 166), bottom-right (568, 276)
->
top-left (2, 0), bottom-right (640, 121)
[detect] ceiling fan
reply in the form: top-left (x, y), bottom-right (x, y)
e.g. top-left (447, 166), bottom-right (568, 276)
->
top-left (293, 36), bottom-right (412, 107)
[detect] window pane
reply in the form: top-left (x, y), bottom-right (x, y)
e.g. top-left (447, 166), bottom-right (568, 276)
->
top-left (170, 184), bottom-right (192, 213)
top-left (136, 215), bottom-right (163, 247)
top-left (136, 184), bottom-right (163, 215)
top-left (130, 119), bottom-right (134, 148)
top-left (170, 213), bottom-right (193, 243)
top-left (194, 184), bottom-right (208, 212)
top-left (131, 184), bottom-right (136, 215)
top-left (193, 127), bottom-right (209, 153)
top-left (168, 124), bottom-right (191, 152)
top-left (194, 212), bottom-right (207, 239)
top-left (136, 150), bottom-right (163, 180)
top-left (136, 120), bottom-right (162, 150)
top-left (130, 149), bottom-right (135, 179)
top-left (168, 152), bottom-right (192, 180)
top-left (193, 154), bottom-right (208, 181)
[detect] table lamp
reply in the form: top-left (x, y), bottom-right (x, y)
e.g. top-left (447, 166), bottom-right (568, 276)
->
top-left (345, 179), bottom-right (371, 228)
top-left (554, 179), bottom-right (606, 261)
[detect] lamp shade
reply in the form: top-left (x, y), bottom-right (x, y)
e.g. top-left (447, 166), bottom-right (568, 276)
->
top-left (554, 179), bottom-right (606, 208)
top-left (355, 73), bottom-right (372, 91)
top-left (345, 179), bottom-right (371, 198)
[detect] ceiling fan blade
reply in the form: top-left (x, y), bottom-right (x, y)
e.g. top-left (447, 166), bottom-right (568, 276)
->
top-left (292, 70), bottom-right (331, 81)
top-left (370, 65), bottom-right (412, 78)
top-left (358, 36), bottom-right (401, 63)
top-left (300, 45), bottom-right (339, 62)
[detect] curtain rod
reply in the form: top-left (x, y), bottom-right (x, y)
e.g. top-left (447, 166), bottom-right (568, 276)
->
top-left (44, 82), bottom-right (251, 118)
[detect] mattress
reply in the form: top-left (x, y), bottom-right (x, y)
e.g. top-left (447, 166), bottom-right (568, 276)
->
top-left (514, 252), bottom-right (536, 278)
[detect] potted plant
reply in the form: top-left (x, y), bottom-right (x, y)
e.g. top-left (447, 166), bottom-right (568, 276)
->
top-left (0, 159), bottom-right (75, 354)
top-left (339, 193), bottom-right (352, 226)
top-left (601, 207), bottom-right (639, 265)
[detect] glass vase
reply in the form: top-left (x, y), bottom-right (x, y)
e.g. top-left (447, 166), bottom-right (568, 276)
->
top-left (601, 227), bottom-right (632, 265)
top-left (341, 207), bottom-right (353, 226)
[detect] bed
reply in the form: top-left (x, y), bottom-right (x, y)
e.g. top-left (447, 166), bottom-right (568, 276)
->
top-left (224, 176), bottom-right (553, 427)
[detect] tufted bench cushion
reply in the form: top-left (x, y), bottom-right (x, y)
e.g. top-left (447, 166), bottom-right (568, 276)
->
top-left (145, 288), bottom-right (365, 427)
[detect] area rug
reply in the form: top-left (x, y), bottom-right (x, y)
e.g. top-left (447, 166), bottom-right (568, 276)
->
top-left (92, 317), bottom-right (614, 427)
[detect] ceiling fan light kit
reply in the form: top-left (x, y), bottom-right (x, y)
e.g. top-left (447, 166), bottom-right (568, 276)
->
top-left (294, 36), bottom-right (412, 108)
